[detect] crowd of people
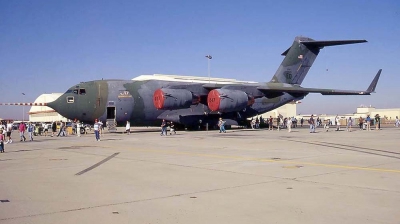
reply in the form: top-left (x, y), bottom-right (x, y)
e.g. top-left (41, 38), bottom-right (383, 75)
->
top-left (244, 113), bottom-right (398, 133)
top-left (0, 114), bottom-right (398, 153)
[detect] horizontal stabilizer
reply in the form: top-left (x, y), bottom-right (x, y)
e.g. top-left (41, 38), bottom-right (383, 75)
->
top-left (281, 47), bottom-right (291, 56)
top-left (301, 40), bottom-right (367, 48)
top-left (259, 69), bottom-right (381, 96)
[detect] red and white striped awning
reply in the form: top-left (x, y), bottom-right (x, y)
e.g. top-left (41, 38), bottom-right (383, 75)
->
top-left (0, 103), bottom-right (48, 106)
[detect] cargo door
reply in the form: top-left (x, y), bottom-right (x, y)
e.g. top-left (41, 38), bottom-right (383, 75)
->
top-left (106, 102), bottom-right (117, 132)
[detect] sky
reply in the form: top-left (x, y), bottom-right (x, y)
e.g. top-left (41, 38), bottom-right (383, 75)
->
top-left (0, 0), bottom-right (399, 119)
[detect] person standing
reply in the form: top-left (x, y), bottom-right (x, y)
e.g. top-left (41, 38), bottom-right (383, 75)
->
top-left (43, 123), bottom-right (49, 137)
top-left (268, 116), bottom-right (273, 131)
top-left (72, 121), bottom-right (76, 135)
top-left (169, 121), bottom-right (176, 135)
top-left (0, 128), bottom-right (5, 153)
top-left (347, 117), bottom-right (353, 132)
top-left (93, 119), bottom-right (100, 141)
top-left (57, 121), bottom-right (64, 137)
top-left (396, 116), bottom-right (399, 128)
top-left (276, 116), bottom-right (281, 131)
top-left (358, 116), bottom-right (364, 130)
top-left (335, 115), bottom-right (341, 131)
top-left (218, 118), bottom-right (226, 133)
top-left (27, 122), bottom-right (34, 141)
top-left (160, 119), bottom-right (167, 136)
top-left (125, 121), bottom-right (131, 135)
top-left (19, 122), bottom-right (26, 141)
top-left (76, 120), bottom-right (81, 137)
top-left (255, 117), bottom-right (260, 129)
top-left (375, 114), bottom-right (380, 130)
top-left (51, 121), bottom-right (57, 137)
top-left (366, 115), bottom-right (371, 131)
top-left (324, 119), bottom-right (330, 132)
top-left (287, 117), bottom-right (292, 132)
top-left (309, 115), bottom-right (315, 133)
top-left (300, 118), bottom-right (304, 127)
top-left (5, 120), bottom-right (13, 144)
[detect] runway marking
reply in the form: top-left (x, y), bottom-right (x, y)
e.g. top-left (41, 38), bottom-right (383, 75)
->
top-left (117, 148), bottom-right (400, 174)
top-left (75, 152), bottom-right (120, 176)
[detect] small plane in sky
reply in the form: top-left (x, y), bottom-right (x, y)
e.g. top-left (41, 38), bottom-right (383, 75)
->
top-left (40, 36), bottom-right (381, 129)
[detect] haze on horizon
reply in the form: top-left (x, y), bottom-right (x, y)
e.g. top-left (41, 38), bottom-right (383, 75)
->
top-left (1, 0), bottom-right (399, 120)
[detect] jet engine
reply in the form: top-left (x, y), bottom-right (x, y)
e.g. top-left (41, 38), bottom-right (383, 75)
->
top-left (207, 89), bottom-right (254, 112)
top-left (153, 88), bottom-right (199, 110)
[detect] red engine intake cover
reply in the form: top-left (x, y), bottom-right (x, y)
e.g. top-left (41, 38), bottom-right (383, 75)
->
top-left (153, 89), bottom-right (165, 110)
top-left (207, 89), bottom-right (221, 111)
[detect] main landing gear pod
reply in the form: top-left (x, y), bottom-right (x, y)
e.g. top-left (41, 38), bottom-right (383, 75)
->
top-left (207, 89), bottom-right (254, 113)
top-left (153, 88), bottom-right (199, 110)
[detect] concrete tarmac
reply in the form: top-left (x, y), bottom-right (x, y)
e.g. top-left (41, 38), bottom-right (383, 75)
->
top-left (0, 127), bottom-right (399, 223)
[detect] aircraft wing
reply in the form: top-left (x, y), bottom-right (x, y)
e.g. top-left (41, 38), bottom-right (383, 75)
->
top-left (258, 69), bottom-right (381, 96)
top-left (258, 86), bottom-right (369, 95)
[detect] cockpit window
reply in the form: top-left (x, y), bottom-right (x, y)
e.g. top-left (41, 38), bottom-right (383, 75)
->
top-left (70, 88), bottom-right (86, 95)
top-left (67, 96), bottom-right (74, 103)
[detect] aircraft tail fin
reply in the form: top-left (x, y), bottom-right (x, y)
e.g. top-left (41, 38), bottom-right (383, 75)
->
top-left (366, 69), bottom-right (382, 93)
top-left (270, 36), bottom-right (367, 85)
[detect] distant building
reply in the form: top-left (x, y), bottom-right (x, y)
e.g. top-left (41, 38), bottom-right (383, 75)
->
top-left (28, 93), bottom-right (68, 122)
top-left (354, 106), bottom-right (400, 121)
top-left (258, 102), bottom-right (298, 119)
top-left (299, 105), bottom-right (400, 125)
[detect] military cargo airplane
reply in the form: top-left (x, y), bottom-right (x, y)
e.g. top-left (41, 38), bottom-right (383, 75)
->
top-left (45, 36), bottom-right (381, 129)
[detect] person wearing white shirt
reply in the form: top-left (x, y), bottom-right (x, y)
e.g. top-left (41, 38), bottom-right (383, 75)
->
top-left (335, 116), bottom-right (341, 131)
top-left (93, 119), bottom-right (100, 141)
top-left (5, 121), bottom-right (13, 144)
top-left (76, 121), bottom-right (81, 137)
top-left (287, 117), bottom-right (292, 132)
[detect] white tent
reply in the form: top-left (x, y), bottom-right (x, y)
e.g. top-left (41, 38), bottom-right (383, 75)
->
top-left (28, 93), bottom-right (67, 122)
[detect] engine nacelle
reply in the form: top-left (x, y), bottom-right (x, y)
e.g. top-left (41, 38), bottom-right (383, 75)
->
top-left (153, 88), bottom-right (198, 110)
top-left (207, 89), bottom-right (254, 112)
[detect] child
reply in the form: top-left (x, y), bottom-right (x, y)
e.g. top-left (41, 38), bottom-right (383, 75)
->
top-left (324, 119), bottom-right (330, 132)
top-left (0, 128), bottom-right (5, 153)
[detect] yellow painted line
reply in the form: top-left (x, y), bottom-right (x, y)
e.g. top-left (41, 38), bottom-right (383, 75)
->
top-left (106, 146), bottom-right (400, 174)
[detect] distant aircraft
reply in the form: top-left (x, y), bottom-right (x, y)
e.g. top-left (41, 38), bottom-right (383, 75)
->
top-left (41, 36), bottom-right (381, 129)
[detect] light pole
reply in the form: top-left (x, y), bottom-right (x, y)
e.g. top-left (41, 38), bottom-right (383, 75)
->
top-left (22, 93), bottom-right (25, 122)
top-left (205, 55), bottom-right (212, 83)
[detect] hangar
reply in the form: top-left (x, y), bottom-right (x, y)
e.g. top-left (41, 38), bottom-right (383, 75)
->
top-left (258, 101), bottom-right (298, 119)
top-left (28, 93), bottom-right (68, 122)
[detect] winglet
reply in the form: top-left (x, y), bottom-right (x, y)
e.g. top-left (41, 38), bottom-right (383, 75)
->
top-left (366, 69), bottom-right (382, 93)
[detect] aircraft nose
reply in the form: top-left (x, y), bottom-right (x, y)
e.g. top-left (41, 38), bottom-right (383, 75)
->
top-left (47, 97), bottom-right (63, 113)
top-left (47, 101), bottom-right (57, 110)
